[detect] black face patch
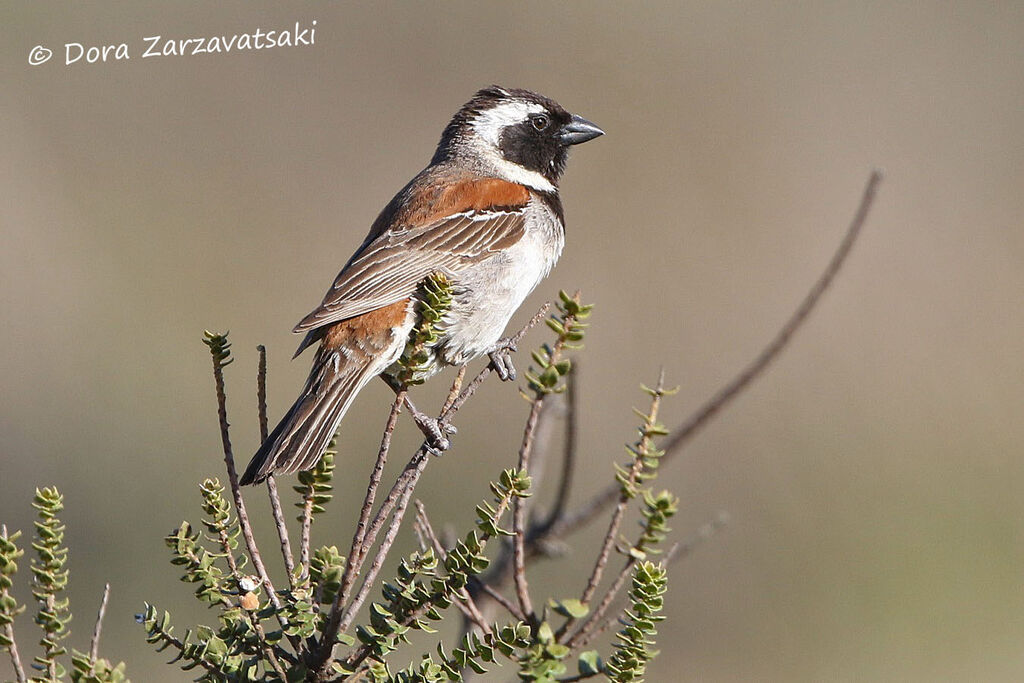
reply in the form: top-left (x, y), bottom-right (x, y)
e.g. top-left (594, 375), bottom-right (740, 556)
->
top-left (498, 108), bottom-right (573, 183)
top-left (433, 87), bottom-right (577, 181)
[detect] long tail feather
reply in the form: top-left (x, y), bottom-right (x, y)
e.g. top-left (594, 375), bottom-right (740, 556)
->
top-left (239, 350), bottom-right (377, 485)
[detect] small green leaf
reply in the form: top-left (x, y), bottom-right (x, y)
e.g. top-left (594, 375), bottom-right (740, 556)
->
top-left (549, 598), bottom-right (589, 619)
top-left (578, 650), bottom-right (603, 675)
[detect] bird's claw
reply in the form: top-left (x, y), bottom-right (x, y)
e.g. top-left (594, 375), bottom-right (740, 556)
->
top-left (488, 339), bottom-right (518, 381)
top-left (414, 414), bottom-right (456, 454)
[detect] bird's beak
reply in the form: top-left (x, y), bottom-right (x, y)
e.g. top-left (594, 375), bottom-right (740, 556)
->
top-left (559, 114), bottom-right (605, 145)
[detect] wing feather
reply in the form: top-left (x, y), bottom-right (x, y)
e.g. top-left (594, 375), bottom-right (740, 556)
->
top-left (293, 206), bottom-right (528, 334)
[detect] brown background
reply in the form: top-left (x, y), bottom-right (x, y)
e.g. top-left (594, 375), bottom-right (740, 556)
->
top-left (3, 2), bottom-right (1023, 680)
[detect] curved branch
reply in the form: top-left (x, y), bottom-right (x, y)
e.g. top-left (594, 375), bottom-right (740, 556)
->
top-left (551, 170), bottom-right (883, 539)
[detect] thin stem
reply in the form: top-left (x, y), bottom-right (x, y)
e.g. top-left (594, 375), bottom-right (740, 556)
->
top-left (207, 343), bottom-right (301, 652)
top-left (338, 451), bottom-right (428, 634)
top-left (266, 477), bottom-right (296, 585)
top-left (299, 488), bottom-right (314, 578)
top-left (258, 345), bottom-right (297, 586)
top-left (569, 516), bottom-right (729, 655)
top-left (442, 366), bottom-right (467, 414)
top-left (588, 373), bottom-right (665, 605)
top-left (552, 170), bottom-right (884, 540)
top-left (468, 576), bottom-right (526, 622)
top-left (538, 367), bottom-right (578, 532)
top-left (88, 582), bottom-right (110, 662)
top-left (2, 626), bottom-right (25, 682)
top-left (512, 398), bottom-right (544, 621)
top-left (565, 556), bottom-right (634, 650)
top-left (337, 391), bottom-right (405, 615)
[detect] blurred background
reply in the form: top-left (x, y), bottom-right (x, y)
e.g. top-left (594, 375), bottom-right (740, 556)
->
top-left (3, 2), bottom-right (1023, 680)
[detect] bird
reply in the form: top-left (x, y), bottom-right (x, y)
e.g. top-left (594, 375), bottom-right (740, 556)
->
top-left (239, 86), bottom-right (603, 485)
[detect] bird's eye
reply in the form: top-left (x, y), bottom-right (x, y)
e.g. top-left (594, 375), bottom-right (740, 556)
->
top-left (530, 114), bottom-right (550, 131)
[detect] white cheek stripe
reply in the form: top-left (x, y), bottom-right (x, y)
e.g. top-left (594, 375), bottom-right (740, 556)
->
top-left (478, 146), bottom-right (555, 192)
top-left (468, 100), bottom-right (556, 193)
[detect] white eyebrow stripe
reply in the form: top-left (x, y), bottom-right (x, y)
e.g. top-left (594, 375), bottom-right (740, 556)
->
top-left (471, 100), bottom-right (546, 146)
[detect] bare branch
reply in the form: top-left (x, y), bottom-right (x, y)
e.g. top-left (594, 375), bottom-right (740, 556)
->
top-left (569, 513), bottom-right (728, 651)
top-left (552, 170), bottom-right (884, 539)
top-left (337, 391), bottom-right (405, 614)
top-left (258, 346), bottom-right (297, 587)
top-left (299, 489), bottom-right (314, 578)
top-left (88, 582), bottom-right (110, 662)
top-left (468, 576), bottom-right (526, 623)
top-left (538, 367), bottom-right (578, 533)
top-left (337, 450), bottom-right (427, 634)
top-left (512, 398), bottom-right (544, 621)
top-left (256, 345), bottom-right (270, 440)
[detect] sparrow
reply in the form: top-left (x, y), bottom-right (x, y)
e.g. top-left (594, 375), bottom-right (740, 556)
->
top-left (239, 86), bottom-right (603, 485)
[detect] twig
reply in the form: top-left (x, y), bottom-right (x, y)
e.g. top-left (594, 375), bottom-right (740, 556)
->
top-left (590, 370), bottom-right (664, 604)
top-left (510, 299), bottom-right (574, 623)
top-left (256, 345), bottom-right (270, 440)
top-left (206, 337), bottom-right (302, 652)
top-left (339, 450), bottom-right (427, 634)
top-left (258, 346), bottom-right (297, 587)
top-left (267, 477), bottom-right (296, 583)
top-left (512, 397), bottom-right (544, 622)
top-left (468, 577), bottom-right (526, 622)
top-left (88, 582), bottom-right (110, 662)
top-left (442, 366), bottom-right (467, 414)
top-left (336, 391), bottom-right (405, 618)
top-left (538, 367), bottom-right (578, 533)
top-left (2, 525), bottom-right (27, 683)
top-left (556, 371), bottom-right (667, 643)
top-left (299, 489), bottom-right (314, 578)
top-left (552, 170), bottom-right (884, 539)
top-left (570, 514), bottom-right (728, 652)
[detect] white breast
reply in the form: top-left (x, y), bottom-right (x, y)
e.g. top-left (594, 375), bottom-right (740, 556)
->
top-left (437, 196), bottom-right (564, 364)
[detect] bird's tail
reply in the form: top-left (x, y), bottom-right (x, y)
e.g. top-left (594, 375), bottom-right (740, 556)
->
top-left (239, 348), bottom-right (379, 485)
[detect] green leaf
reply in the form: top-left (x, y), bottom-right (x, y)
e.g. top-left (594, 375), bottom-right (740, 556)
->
top-left (549, 598), bottom-right (589, 619)
top-left (578, 650), bottom-right (603, 675)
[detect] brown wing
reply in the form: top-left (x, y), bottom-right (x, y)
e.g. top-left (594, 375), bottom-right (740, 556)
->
top-left (293, 206), bottom-right (527, 336)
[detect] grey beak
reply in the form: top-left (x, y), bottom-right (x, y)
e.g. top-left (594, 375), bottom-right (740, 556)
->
top-left (560, 114), bottom-right (605, 145)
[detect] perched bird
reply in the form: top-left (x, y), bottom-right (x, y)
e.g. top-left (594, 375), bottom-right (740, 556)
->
top-left (240, 86), bottom-right (603, 485)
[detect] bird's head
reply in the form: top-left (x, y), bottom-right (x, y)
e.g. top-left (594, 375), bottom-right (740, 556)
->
top-left (433, 86), bottom-right (604, 192)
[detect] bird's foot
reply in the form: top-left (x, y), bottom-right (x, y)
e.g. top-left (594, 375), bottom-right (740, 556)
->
top-left (407, 402), bottom-right (457, 454)
top-left (488, 338), bottom-right (518, 381)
